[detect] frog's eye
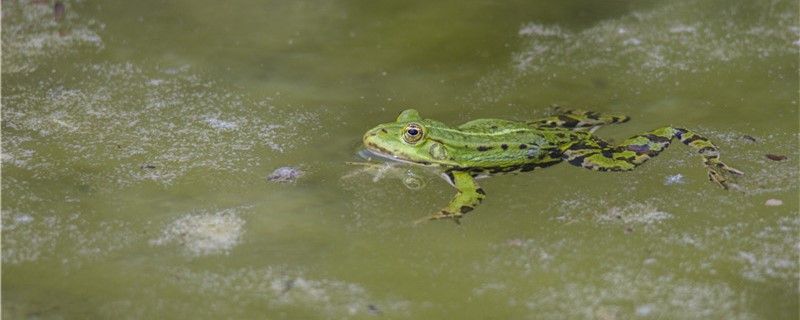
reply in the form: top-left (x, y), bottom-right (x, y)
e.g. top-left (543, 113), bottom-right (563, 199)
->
top-left (403, 123), bottom-right (424, 144)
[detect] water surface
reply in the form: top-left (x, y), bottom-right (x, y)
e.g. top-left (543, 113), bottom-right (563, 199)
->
top-left (2, 0), bottom-right (798, 319)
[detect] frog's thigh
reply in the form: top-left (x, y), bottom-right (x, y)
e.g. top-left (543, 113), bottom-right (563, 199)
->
top-left (564, 147), bottom-right (638, 171)
top-left (429, 171), bottom-right (485, 220)
top-left (529, 109), bottom-right (629, 129)
top-left (564, 129), bottom-right (675, 171)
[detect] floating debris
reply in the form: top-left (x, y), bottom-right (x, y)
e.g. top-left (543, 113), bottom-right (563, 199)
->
top-left (740, 135), bottom-right (757, 143)
top-left (140, 163), bottom-right (157, 170)
top-left (664, 174), bottom-right (685, 185)
top-left (267, 166), bottom-right (305, 183)
top-left (765, 154), bottom-right (787, 161)
top-left (624, 226), bottom-right (634, 234)
top-left (636, 304), bottom-right (655, 316)
top-left (367, 304), bottom-right (382, 316)
top-left (764, 199), bottom-right (783, 206)
top-left (53, 1), bottom-right (65, 22)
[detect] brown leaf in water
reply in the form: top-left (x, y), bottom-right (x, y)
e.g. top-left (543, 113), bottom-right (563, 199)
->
top-left (765, 154), bottom-right (787, 161)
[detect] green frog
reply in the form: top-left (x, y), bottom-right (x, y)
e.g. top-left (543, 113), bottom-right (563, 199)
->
top-left (362, 108), bottom-right (743, 223)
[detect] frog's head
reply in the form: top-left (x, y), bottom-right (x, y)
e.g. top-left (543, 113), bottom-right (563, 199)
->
top-left (363, 109), bottom-right (455, 167)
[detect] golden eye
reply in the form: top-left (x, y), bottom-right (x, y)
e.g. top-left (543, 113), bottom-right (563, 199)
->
top-left (403, 123), bottom-right (424, 144)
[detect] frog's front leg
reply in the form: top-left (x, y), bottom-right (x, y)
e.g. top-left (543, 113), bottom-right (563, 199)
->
top-left (415, 171), bottom-right (485, 224)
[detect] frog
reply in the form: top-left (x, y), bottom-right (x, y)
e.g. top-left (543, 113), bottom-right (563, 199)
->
top-left (362, 108), bottom-right (743, 223)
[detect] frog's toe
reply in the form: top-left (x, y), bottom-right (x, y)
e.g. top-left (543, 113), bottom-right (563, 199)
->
top-left (706, 163), bottom-right (743, 190)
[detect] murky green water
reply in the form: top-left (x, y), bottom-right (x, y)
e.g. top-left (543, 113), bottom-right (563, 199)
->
top-left (2, 0), bottom-right (798, 319)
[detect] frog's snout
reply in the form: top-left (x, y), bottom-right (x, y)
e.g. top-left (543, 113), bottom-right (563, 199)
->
top-left (362, 128), bottom-right (378, 146)
top-left (363, 126), bottom-right (388, 147)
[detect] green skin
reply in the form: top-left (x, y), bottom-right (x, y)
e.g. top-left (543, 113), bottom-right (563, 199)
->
top-left (362, 108), bottom-right (743, 223)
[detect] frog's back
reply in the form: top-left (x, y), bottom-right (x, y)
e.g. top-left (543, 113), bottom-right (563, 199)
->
top-left (457, 118), bottom-right (530, 132)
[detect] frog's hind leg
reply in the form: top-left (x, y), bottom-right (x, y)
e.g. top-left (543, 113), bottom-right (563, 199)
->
top-left (563, 127), bottom-right (743, 189)
top-left (529, 108), bottom-right (630, 129)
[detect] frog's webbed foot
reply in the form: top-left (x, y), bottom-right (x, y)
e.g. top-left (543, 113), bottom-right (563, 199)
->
top-left (705, 159), bottom-right (744, 190)
top-left (413, 171), bottom-right (485, 224)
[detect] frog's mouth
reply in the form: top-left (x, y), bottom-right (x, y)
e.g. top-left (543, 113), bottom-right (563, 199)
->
top-left (360, 145), bottom-right (417, 165)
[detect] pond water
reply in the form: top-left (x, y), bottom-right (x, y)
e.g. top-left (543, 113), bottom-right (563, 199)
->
top-left (2, 0), bottom-right (798, 319)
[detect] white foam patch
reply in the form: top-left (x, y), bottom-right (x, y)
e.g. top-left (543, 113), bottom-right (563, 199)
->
top-left (596, 202), bottom-right (673, 225)
top-left (737, 216), bottom-right (799, 281)
top-left (521, 268), bottom-right (751, 319)
top-left (2, 1), bottom-right (104, 74)
top-left (151, 208), bottom-right (246, 256)
top-left (467, 0), bottom-right (797, 104)
top-left (552, 198), bottom-right (673, 229)
top-left (514, 1), bottom-right (797, 77)
top-left (475, 237), bottom-right (763, 318)
top-left (2, 62), bottom-right (320, 186)
top-left (1, 209), bottom-right (135, 266)
top-left (151, 266), bottom-right (411, 318)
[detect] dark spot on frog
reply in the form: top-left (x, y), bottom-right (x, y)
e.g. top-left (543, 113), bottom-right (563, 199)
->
top-left (557, 115), bottom-right (579, 127)
top-left (459, 206), bottom-right (473, 214)
top-left (567, 156), bottom-right (586, 167)
top-left (501, 144), bottom-right (508, 150)
top-left (616, 155), bottom-right (636, 162)
top-left (627, 144), bottom-right (650, 154)
top-left (697, 146), bottom-right (716, 154)
top-left (475, 188), bottom-right (486, 195)
top-left (380, 129), bottom-right (388, 133)
top-left (681, 134), bottom-right (702, 144)
top-left (477, 146), bottom-right (492, 151)
top-left (491, 125), bottom-right (498, 129)
top-left (519, 144), bottom-right (527, 149)
top-left (766, 154), bottom-right (787, 161)
top-left (645, 134), bottom-right (672, 143)
top-left (601, 149), bottom-right (614, 158)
